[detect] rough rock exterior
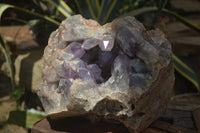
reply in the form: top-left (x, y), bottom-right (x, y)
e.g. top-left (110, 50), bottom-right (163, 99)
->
top-left (38, 15), bottom-right (174, 133)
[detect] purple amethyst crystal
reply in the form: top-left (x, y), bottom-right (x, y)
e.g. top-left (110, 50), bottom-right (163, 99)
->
top-left (82, 38), bottom-right (100, 50)
top-left (38, 15), bottom-right (174, 133)
top-left (65, 42), bottom-right (85, 58)
top-left (99, 35), bottom-right (115, 51)
top-left (56, 62), bottom-right (78, 79)
top-left (98, 51), bottom-right (115, 67)
top-left (129, 59), bottom-right (148, 73)
top-left (87, 64), bottom-right (101, 80)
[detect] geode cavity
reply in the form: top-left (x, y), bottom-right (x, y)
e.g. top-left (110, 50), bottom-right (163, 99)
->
top-left (38, 15), bottom-right (174, 133)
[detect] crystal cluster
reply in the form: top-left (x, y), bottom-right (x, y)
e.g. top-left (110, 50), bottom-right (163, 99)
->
top-left (38, 15), bottom-right (174, 133)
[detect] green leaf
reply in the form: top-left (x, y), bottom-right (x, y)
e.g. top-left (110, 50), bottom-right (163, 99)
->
top-left (0, 3), bottom-right (12, 20)
top-left (102, 0), bottom-right (117, 24)
top-left (0, 32), bottom-right (14, 90)
top-left (98, 0), bottom-right (120, 24)
top-left (75, 0), bottom-right (94, 20)
top-left (26, 109), bottom-right (45, 128)
top-left (162, 8), bottom-right (200, 33)
top-left (86, 0), bottom-right (98, 21)
top-left (12, 88), bottom-right (24, 101)
top-left (74, 0), bottom-right (120, 24)
top-left (98, 0), bottom-right (112, 23)
top-left (0, 3), bottom-right (60, 25)
top-left (173, 54), bottom-right (200, 92)
top-left (157, 0), bottom-right (168, 11)
top-left (123, 7), bottom-right (158, 17)
top-left (94, 0), bottom-right (101, 18)
top-left (7, 109), bottom-right (45, 129)
top-left (124, 7), bottom-right (200, 33)
top-left (45, 0), bottom-right (74, 18)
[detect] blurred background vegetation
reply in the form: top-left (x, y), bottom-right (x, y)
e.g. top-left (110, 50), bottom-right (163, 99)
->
top-left (0, 0), bottom-right (200, 132)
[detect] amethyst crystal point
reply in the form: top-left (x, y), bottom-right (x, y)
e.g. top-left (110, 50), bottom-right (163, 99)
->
top-left (38, 15), bottom-right (174, 133)
top-left (99, 35), bottom-right (114, 51)
top-left (112, 54), bottom-right (129, 79)
top-left (82, 38), bottom-right (100, 50)
top-left (56, 61), bottom-right (78, 79)
top-left (129, 59), bottom-right (148, 73)
top-left (87, 64), bottom-right (101, 80)
top-left (98, 51), bottom-right (115, 67)
top-left (116, 26), bottom-right (141, 57)
top-left (65, 42), bottom-right (85, 59)
top-left (58, 78), bottom-right (72, 96)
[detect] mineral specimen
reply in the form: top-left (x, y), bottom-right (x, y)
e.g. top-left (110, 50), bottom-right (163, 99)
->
top-left (38, 15), bottom-right (174, 133)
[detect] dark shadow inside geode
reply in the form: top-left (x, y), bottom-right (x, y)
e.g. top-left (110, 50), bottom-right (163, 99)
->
top-left (81, 45), bottom-right (118, 84)
top-left (81, 46), bottom-right (99, 64)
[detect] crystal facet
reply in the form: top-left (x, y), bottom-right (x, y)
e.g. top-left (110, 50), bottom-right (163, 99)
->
top-left (112, 54), bottom-right (129, 78)
top-left (65, 42), bottom-right (85, 58)
top-left (98, 51), bottom-right (115, 67)
top-left (129, 59), bottom-right (148, 73)
top-left (116, 26), bottom-right (141, 57)
top-left (99, 35), bottom-right (114, 51)
top-left (82, 38), bottom-right (100, 50)
top-left (56, 62), bottom-right (78, 79)
top-left (87, 64), bottom-right (101, 80)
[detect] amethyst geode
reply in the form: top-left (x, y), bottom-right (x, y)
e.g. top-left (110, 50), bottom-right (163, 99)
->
top-left (38, 15), bottom-right (174, 133)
